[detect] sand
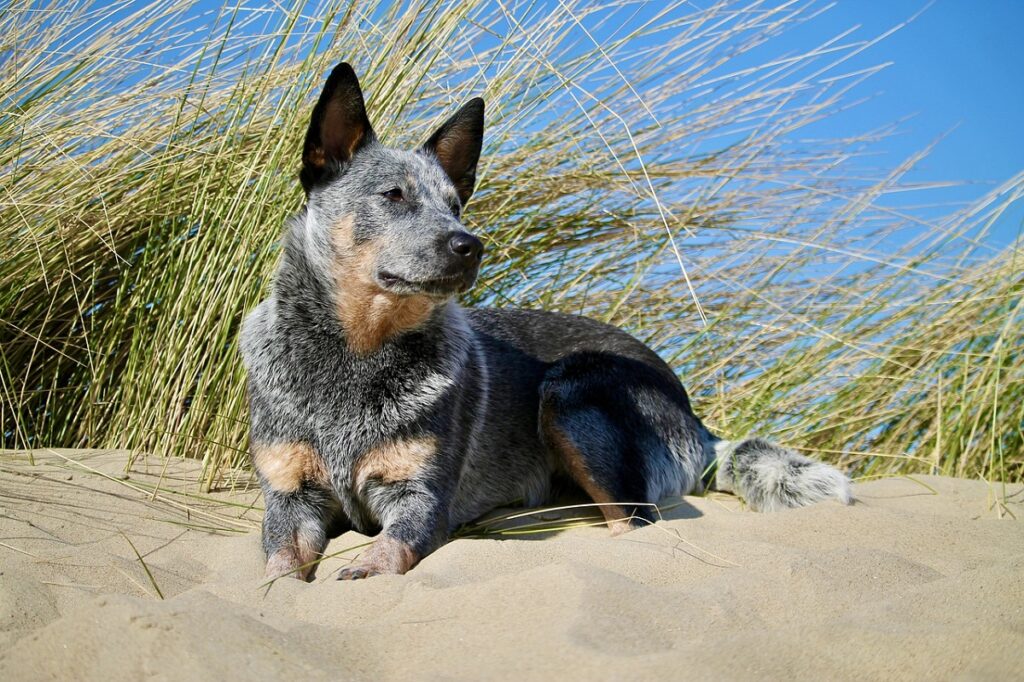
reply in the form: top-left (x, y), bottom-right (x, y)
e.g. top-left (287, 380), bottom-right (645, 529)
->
top-left (0, 448), bottom-right (1021, 681)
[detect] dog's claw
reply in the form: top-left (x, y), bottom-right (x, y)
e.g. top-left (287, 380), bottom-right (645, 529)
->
top-left (337, 564), bottom-right (381, 580)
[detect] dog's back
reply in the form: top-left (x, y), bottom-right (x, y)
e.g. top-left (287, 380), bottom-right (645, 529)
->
top-left (242, 63), bottom-right (852, 581)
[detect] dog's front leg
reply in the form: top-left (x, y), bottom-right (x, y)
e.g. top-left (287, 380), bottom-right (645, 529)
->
top-left (250, 437), bottom-right (347, 582)
top-left (263, 485), bottom-right (346, 581)
top-left (338, 481), bottom-right (450, 580)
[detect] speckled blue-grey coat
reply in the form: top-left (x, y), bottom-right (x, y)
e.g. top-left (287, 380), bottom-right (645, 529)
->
top-left (240, 63), bottom-right (852, 581)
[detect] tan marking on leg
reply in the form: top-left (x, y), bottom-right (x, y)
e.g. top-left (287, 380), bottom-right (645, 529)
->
top-left (332, 216), bottom-right (436, 354)
top-left (352, 436), bottom-right (437, 491)
top-left (265, 528), bottom-right (325, 582)
top-left (338, 536), bottom-right (420, 580)
top-left (541, 412), bottom-right (637, 535)
top-left (251, 442), bottom-right (329, 494)
top-left (294, 529), bottom-right (325, 581)
top-left (366, 536), bottom-right (420, 574)
top-left (265, 547), bottom-right (301, 579)
top-left (265, 545), bottom-right (316, 581)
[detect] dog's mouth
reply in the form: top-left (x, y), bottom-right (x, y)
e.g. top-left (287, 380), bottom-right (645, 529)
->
top-left (376, 271), bottom-right (474, 297)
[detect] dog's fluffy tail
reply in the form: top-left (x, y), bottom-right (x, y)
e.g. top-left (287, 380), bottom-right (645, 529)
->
top-left (707, 436), bottom-right (853, 511)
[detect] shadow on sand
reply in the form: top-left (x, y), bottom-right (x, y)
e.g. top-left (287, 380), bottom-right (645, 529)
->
top-left (455, 491), bottom-right (705, 542)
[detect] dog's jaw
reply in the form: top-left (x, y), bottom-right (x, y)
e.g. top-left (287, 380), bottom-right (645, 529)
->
top-left (374, 269), bottom-right (476, 298)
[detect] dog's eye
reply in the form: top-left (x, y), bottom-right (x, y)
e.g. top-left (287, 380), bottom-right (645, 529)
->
top-left (450, 203), bottom-right (461, 217)
top-left (382, 188), bottom-right (404, 202)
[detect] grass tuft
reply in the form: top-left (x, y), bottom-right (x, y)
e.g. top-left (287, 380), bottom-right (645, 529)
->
top-left (2, 0), bottom-right (1021, 488)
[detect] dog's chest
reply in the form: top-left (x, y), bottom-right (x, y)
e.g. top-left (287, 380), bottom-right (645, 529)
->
top-left (298, 348), bottom-right (458, 459)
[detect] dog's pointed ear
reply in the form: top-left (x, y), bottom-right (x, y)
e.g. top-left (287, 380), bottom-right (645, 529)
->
top-left (301, 62), bottom-right (376, 194)
top-left (422, 98), bottom-right (484, 205)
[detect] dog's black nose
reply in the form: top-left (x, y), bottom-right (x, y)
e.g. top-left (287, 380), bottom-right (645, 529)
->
top-left (448, 232), bottom-right (483, 261)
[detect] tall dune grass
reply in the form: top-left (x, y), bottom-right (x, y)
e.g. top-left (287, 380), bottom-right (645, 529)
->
top-left (2, 0), bottom-right (1021, 490)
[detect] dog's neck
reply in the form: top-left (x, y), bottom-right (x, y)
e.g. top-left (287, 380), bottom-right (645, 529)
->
top-left (333, 278), bottom-right (438, 354)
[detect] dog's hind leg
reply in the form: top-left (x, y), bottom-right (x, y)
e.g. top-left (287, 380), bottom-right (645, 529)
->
top-left (539, 407), bottom-right (653, 535)
top-left (538, 353), bottom-right (706, 535)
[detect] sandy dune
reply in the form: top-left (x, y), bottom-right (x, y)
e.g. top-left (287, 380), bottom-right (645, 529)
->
top-left (0, 448), bottom-right (1021, 681)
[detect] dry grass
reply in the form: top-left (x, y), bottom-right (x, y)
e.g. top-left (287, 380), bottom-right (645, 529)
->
top-left (2, 0), bottom-right (1021, 490)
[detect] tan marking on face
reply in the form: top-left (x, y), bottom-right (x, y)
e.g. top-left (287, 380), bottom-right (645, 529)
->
top-left (332, 216), bottom-right (436, 354)
top-left (352, 436), bottom-right (437, 491)
top-left (542, 413), bottom-right (637, 534)
top-left (251, 442), bottom-right (329, 494)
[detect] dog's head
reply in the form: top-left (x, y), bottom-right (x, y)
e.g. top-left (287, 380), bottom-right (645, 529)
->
top-left (298, 62), bottom-right (484, 302)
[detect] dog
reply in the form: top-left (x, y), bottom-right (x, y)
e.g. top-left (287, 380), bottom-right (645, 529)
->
top-left (240, 62), bottom-right (853, 581)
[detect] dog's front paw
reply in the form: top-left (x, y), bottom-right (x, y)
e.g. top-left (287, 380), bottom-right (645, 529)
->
top-left (337, 563), bottom-right (382, 581)
top-left (337, 536), bottom-right (419, 580)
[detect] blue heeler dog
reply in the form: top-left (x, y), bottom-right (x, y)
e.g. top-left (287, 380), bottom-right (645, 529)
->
top-left (241, 62), bottom-right (853, 581)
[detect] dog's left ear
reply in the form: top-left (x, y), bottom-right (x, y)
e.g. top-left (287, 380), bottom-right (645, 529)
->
top-left (422, 98), bottom-right (484, 205)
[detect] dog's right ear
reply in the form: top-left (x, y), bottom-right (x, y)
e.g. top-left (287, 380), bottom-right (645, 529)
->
top-left (301, 62), bottom-right (376, 194)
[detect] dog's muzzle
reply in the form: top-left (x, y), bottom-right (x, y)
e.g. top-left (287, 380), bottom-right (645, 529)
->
top-left (376, 231), bottom-right (483, 297)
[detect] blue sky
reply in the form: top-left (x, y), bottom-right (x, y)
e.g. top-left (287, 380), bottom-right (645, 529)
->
top-left (766, 0), bottom-right (1024, 246)
top-left (175, 0), bottom-right (1023, 246)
